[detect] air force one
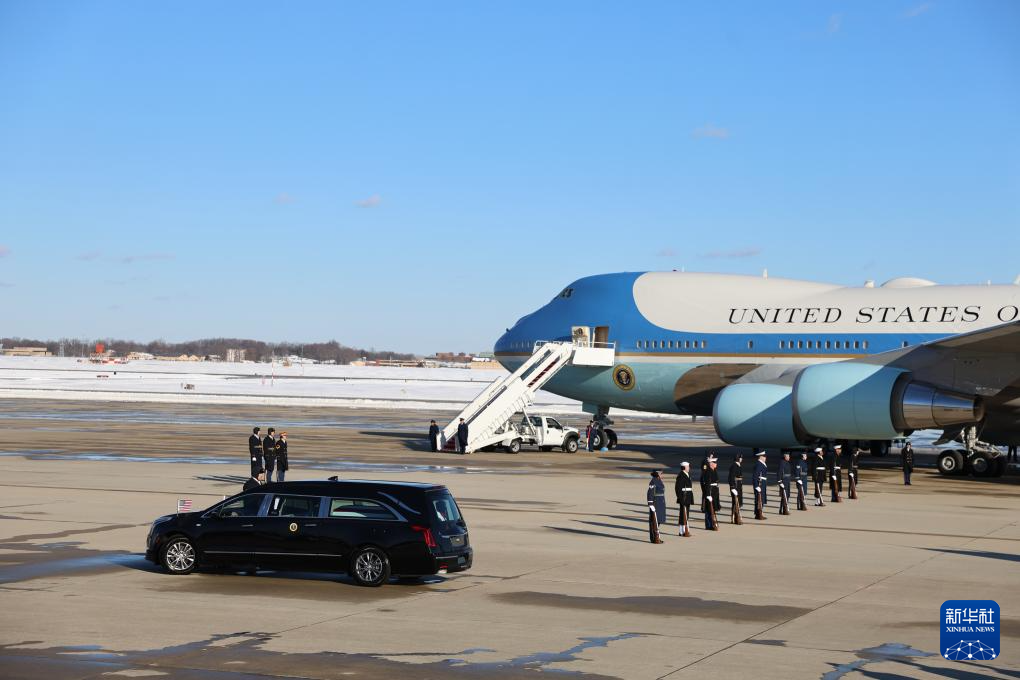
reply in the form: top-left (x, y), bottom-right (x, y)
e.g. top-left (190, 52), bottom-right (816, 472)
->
top-left (494, 271), bottom-right (1020, 477)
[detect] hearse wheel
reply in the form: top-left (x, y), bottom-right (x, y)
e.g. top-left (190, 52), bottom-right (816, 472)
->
top-left (161, 536), bottom-right (197, 575)
top-left (351, 546), bottom-right (391, 587)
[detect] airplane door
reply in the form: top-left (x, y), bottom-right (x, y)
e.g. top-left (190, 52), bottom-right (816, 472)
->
top-left (571, 326), bottom-right (591, 346)
top-left (594, 326), bottom-right (610, 346)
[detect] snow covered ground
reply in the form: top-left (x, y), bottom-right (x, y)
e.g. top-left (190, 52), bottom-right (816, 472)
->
top-left (0, 356), bottom-right (585, 412)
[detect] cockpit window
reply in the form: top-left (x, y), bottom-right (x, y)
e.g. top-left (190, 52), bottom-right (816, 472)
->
top-left (556, 287), bottom-right (574, 299)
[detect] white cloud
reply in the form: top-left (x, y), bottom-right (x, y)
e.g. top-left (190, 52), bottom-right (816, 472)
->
top-left (903, 3), bottom-right (932, 18)
top-left (828, 13), bottom-right (843, 33)
top-left (355, 194), bottom-right (382, 208)
top-left (702, 246), bottom-right (762, 259)
top-left (692, 124), bottom-right (730, 140)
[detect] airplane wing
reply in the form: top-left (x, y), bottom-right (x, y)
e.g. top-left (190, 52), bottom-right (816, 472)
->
top-left (876, 320), bottom-right (1020, 399)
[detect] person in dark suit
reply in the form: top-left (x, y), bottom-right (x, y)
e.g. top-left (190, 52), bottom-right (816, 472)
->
top-left (777, 451), bottom-right (792, 515)
top-left (701, 455), bottom-right (721, 531)
top-left (901, 442), bottom-right (914, 485)
top-left (456, 418), bottom-right (469, 454)
top-left (753, 450), bottom-right (768, 520)
top-left (794, 452), bottom-right (809, 511)
top-left (813, 447), bottom-right (827, 506)
top-left (248, 426), bottom-right (263, 477)
top-left (428, 420), bottom-right (440, 452)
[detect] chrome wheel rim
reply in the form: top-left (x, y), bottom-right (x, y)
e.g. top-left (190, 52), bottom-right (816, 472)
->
top-left (355, 552), bottom-right (384, 582)
top-left (166, 541), bottom-right (195, 572)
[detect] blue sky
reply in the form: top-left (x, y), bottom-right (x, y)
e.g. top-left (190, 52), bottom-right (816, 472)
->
top-left (1, 1), bottom-right (1017, 354)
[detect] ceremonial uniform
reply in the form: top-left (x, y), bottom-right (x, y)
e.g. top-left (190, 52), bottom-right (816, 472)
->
top-left (901, 443), bottom-right (914, 485)
top-left (248, 432), bottom-right (263, 477)
top-left (753, 454), bottom-right (768, 519)
top-left (675, 469), bottom-right (694, 536)
top-left (647, 473), bottom-right (666, 543)
top-left (777, 456), bottom-right (792, 515)
top-left (263, 433), bottom-right (277, 479)
top-left (847, 447), bottom-right (860, 499)
top-left (826, 448), bottom-right (841, 502)
top-left (813, 450), bottom-right (827, 506)
top-left (728, 458), bottom-right (744, 524)
top-left (701, 463), bottom-right (720, 530)
top-left (794, 454), bottom-right (809, 510)
top-left (832, 446), bottom-right (844, 498)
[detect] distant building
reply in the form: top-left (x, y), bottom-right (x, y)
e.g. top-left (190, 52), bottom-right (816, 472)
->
top-left (126, 352), bottom-right (154, 361)
top-left (2, 346), bottom-right (52, 357)
top-left (226, 348), bottom-right (246, 363)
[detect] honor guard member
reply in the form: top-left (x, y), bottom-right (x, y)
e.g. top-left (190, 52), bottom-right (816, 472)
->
top-left (428, 420), bottom-right (440, 452)
top-left (675, 462), bottom-right (694, 537)
top-left (826, 446), bottom-right (842, 503)
top-left (777, 452), bottom-right (792, 515)
top-left (901, 441), bottom-right (914, 485)
top-left (832, 444), bottom-right (844, 498)
top-left (728, 452), bottom-right (744, 525)
top-left (847, 446), bottom-right (860, 499)
top-left (456, 418), bottom-right (469, 454)
top-left (701, 455), bottom-right (721, 531)
top-left (647, 471), bottom-right (666, 543)
top-left (813, 447), bottom-right (826, 506)
top-left (753, 450), bottom-right (768, 520)
top-left (248, 426), bottom-right (263, 477)
top-left (262, 428), bottom-right (277, 481)
top-left (794, 452), bottom-right (809, 511)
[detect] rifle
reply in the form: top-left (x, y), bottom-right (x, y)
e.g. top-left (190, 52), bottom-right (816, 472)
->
top-left (706, 491), bottom-right (719, 531)
top-left (730, 487), bottom-right (742, 525)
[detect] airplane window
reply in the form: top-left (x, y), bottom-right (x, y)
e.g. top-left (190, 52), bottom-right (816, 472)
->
top-left (825, 341), bottom-right (831, 349)
top-left (807, 341), bottom-right (813, 349)
top-left (902, 340), bottom-right (909, 348)
top-left (668, 340), bottom-right (673, 349)
top-left (747, 340), bottom-right (754, 349)
top-left (700, 340), bottom-right (706, 349)
top-left (779, 340), bottom-right (785, 349)
top-left (797, 341), bottom-right (804, 349)
top-left (863, 341), bottom-right (869, 350)
top-left (834, 341), bottom-right (841, 349)
top-left (854, 341), bottom-right (860, 349)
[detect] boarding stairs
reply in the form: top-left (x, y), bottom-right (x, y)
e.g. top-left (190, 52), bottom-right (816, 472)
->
top-left (440, 340), bottom-right (614, 453)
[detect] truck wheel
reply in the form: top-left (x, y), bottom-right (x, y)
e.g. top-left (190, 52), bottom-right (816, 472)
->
top-left (563, 437), bottom-right (578, 453)
top-left (937, 450), bottom-right (964, 476)
top-left (506, 439), bottom-right (522, 454)
top-left (605, 429), bottom-right (618, 450)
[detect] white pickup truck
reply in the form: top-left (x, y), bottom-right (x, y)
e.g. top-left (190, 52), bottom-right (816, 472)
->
top-left (482, 412), bottom-right (581, 454)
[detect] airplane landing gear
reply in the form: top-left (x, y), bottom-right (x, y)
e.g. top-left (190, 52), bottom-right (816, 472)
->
top-left (936, 426), bottom-right (1005, 478)
top-left (588, 406), bottom-right (617, 451)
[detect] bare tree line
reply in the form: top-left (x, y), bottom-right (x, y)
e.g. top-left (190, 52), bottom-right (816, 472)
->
top-left (0, 337), bottom-right (417, 364)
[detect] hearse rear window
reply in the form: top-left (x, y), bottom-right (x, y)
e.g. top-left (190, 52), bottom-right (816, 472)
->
top-left (268, 495), bottom-right (320, 518)
top-left (329, 498), bottom-right (397, 520)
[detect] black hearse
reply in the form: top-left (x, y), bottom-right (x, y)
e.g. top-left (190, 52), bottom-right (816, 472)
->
top-left (145, 480), bottom-right (472, 586)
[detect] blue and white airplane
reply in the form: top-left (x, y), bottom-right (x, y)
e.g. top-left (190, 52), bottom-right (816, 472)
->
top-left (495, 271), bottom-right (1020, 477)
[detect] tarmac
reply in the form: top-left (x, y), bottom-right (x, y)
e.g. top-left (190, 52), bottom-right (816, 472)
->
top-left (0, 399), bottom-right (1018, 679)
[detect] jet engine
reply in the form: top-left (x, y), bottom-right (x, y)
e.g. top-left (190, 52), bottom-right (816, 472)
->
top-left (792, 363), bottom-right (984, 440)
top-left (713, 383), bottom-right (802, 448)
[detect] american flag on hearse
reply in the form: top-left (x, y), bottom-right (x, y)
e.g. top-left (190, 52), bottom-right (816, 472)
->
top-left (177, 499), bottom-right (193, 513)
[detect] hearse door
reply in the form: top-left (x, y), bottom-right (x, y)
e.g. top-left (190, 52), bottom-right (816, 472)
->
top-left (200, 494), bottom-right (267, 564)
top-left (259, 494), bottom-right (333, 571)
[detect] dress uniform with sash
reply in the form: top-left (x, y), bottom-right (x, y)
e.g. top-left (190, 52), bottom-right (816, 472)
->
top-left (794, 452), bottom-right (809, 510)
top-left (701, 456), bottom-right (721, 530)
top-left (777, 453), bottom-right (792, 515)
top-left (813, 448), bottom-right (826, 506)
top-left (248, 427), bottom-right (263, 477)
top-left (728, 454), bottom-right (744, 524)
top-left (647, 471), bottom-right (666, 543)
top-left (827, 446), bottom-right (842, 502)
top-left (675, 464), bottom-right (694, 537)
top-left (847, 446), bottom-right (860, 499)
top-left (753, 451), bottom-right (768, 520)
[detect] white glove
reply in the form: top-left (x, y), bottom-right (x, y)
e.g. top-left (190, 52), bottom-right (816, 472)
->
top-left (778, 483), bottom-right (784, 488)
top-left (831, 475), bottom-right (836, 480)
top-left (251, 456), bottom-right (256, 461)
top-left (756, 487), bottom-right (762, 492)
top-left (731, 489), bottom-right (738, 496)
